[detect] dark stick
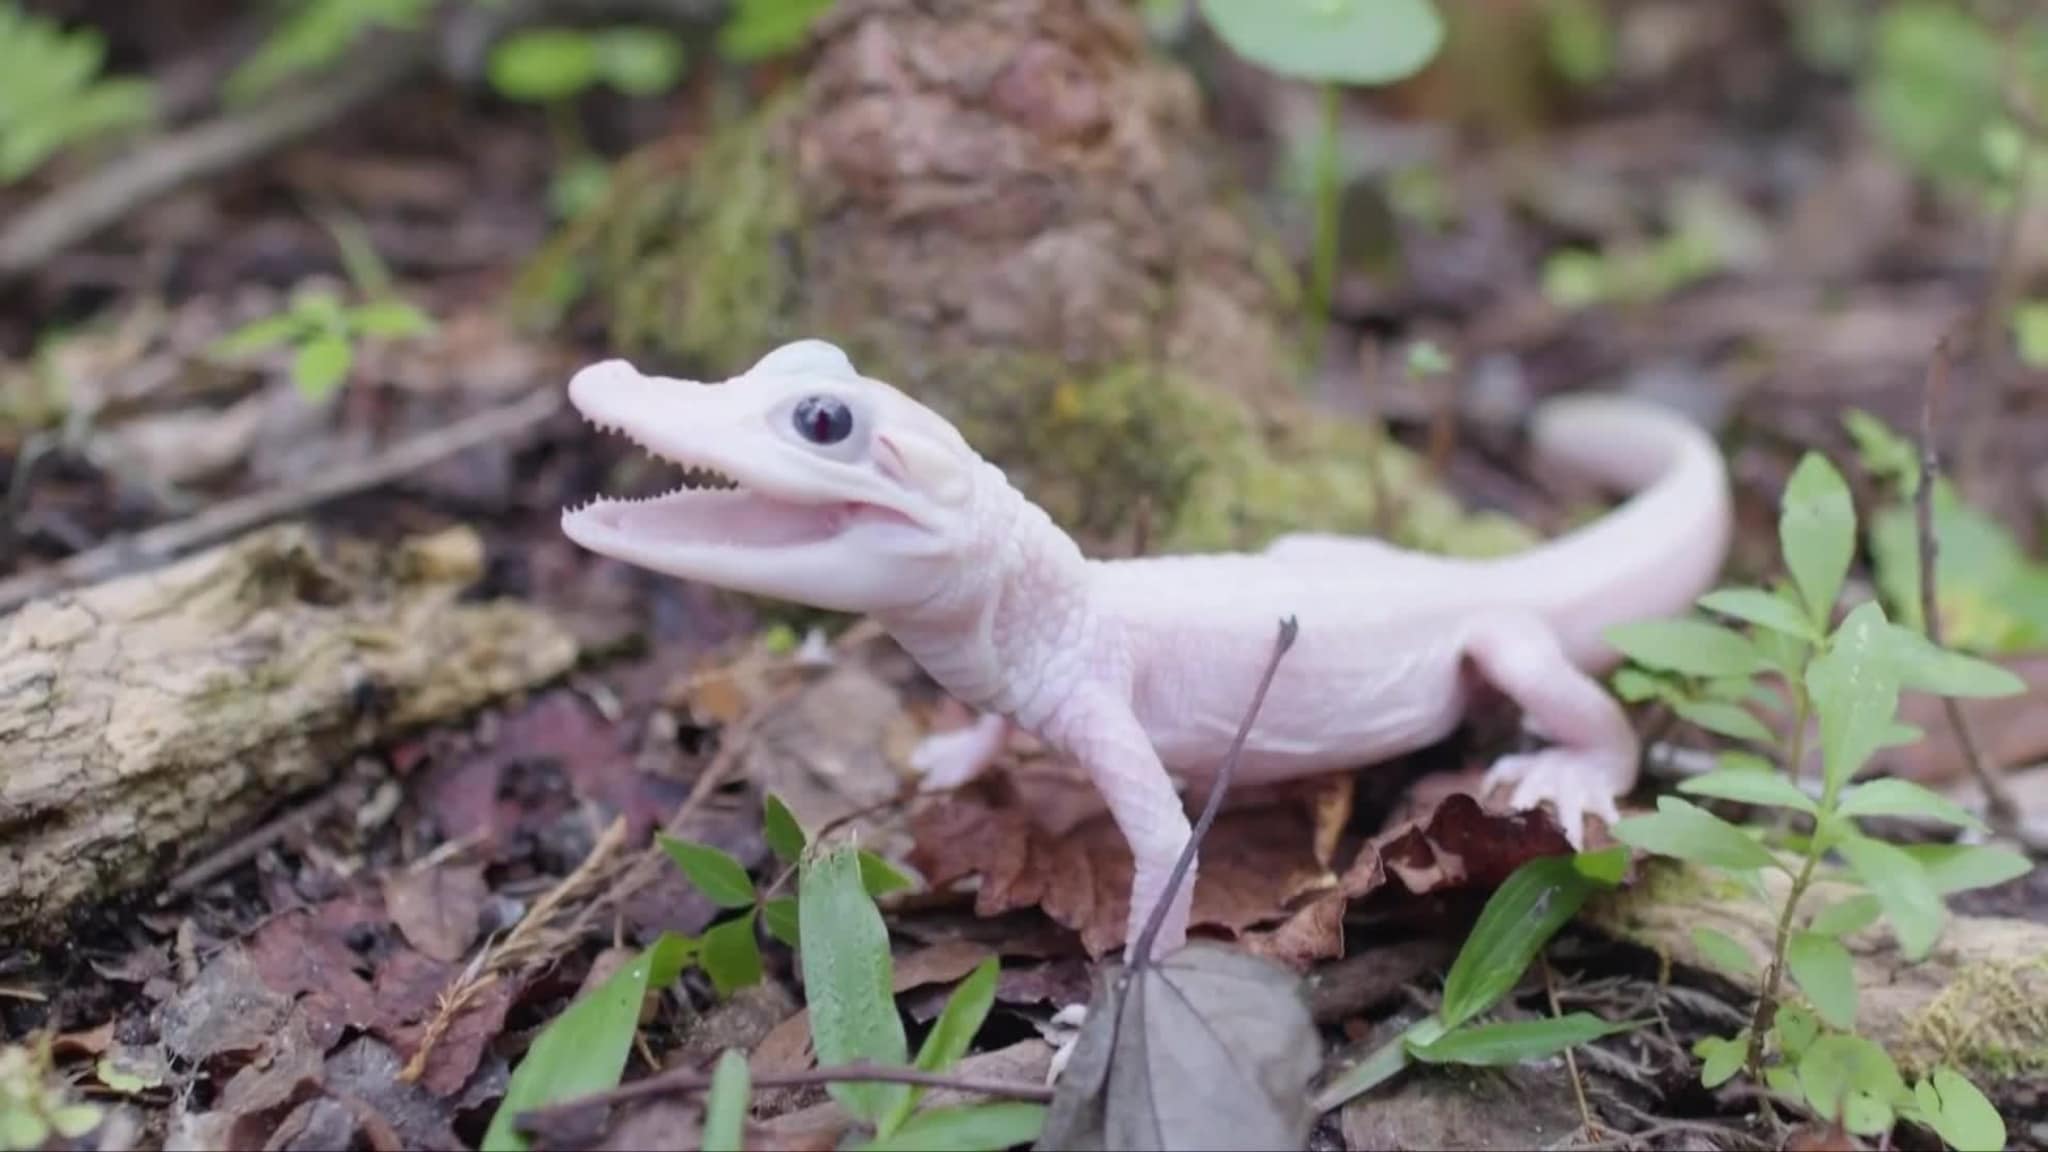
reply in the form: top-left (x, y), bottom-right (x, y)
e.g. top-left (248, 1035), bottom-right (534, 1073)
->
top-left (1915, 341), bottom-right (2022, 836)
top-left (1128, 616), bottom-right (1301, 969)
top-left (516, 1060), bottom-right (1054, 1135)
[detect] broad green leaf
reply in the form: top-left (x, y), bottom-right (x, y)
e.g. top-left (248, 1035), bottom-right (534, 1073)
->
top-left (1690, 926), bottom-right (1756, 976)
top-left (1836, 777), bottom-right (1986, 833)
top-left (1898, 843), bottom-right (2033, 895)
top-left (1699, 585), bottom-right (1819, 639)
top-left (852, 1102), bottom-right (1048, 1152)
top-left (1405, 1013), bottom-right (1637, 1066)
top-left (702, 1050), bottom-right (750, 1152)
top-left (762, 793), bottom-right (807, 864)
top-left (1787, 932), bottom-right (1857, 1029)
top-left (1913, 1066), bottom-right (2006, 1152)
top-left (701, 911), bottom-right (763, 996)
top-left (482, 932), bottom-right (693, 1151)
top-left (210, 311), bottom-right (308, 355)
top-left (349, 298), bottom-right (435, 339)
top-left (761, 896), bottom-right (800, 948)
top-left (1716, 750), bottom-right (1780, 774)
top-left (1780, 452), bottom-right (1857, 626)
top-left (1836, 833), bottom-right (1944, 961)
top-left (1610, 666), bottom-right (1670, 704)
top-left (1875, 623), bottom-right (2026, 698)
top-left (881, 956), bottom-right (1000, 1134)
top-left (858, 850), bottom-right (916, 897)
top-left (1610, 797), bottom-right (1779, 873)
top-left (291, 333), bottom-right (353, 400)
top-left (799, 841), bottom-right (909, 1124)
top-left (1797, 1033), bottom-right (1906, 1138)
top-left (1806, 602), bottom-right (1902, 802)
top-left (488, 29), bottom-right (599, 102)
top-left (1808, 894), bottom-right (1882, 938)
top-left (657, 836), bottom-right (757, 908)
top-left (1694, 1032), bottom-right (1747, 1088)
top-left (1572, 844), bottom-right (1630, 885)
top-left (591, 27), bottom-right (685, 96)
top-left (1677, 767), bottom-right (1818, 814)
top-left (1196, 0), bottom-right (1445, 85)
top-left (718, 0), bottom-right (835, 61)
top-left (1775, 1004), bottom-right (1820, 1059)
top-left (1670, 699), bottom-right (1776, 744)
top-left (1605, 617), bottom-right (1765, 678)
top-left (1437, 852), bottom-right (1617, 1028)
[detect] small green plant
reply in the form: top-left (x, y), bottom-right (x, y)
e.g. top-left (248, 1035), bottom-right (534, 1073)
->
top-left (1194, 0), bottom-right (1447, 362)
top-left (210, 285), bottom-right (433, 403)
top-left (1604, 448), bottom-right (2028, 1149)
top-left (226, 0), bottom-right (440, 103)
top-left (717, 0), bottom-right (837, 62)
top-left (0, 2), bottom-right (155, 184)
top-left (484, 798), bottom-right (1038, 1152)
top-left (1314, 846), bottom-right (1638, 1110)
top-left (0, 1036), bottom-right (102, 1151)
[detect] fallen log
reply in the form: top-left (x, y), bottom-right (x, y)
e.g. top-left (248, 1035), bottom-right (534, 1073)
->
top-left (0, 523), bottom-right (578, 937)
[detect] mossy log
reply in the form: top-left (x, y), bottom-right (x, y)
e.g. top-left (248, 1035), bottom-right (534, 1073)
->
top-left (0, 525), bottom-right (578, 937)
top-left (1586, 860), bottom-right (2048, 1090)
top-left (545, 0), bottom-right (1532, 559)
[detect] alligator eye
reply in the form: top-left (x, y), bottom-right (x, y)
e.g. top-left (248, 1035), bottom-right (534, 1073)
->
top-left (793, 395), bottom-right (854, 445)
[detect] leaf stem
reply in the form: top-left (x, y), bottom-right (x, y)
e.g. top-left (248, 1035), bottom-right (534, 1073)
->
top-left (1129, 616), bottom-right (1300, 969)
top-left (515, 1060), bottom-right (1053, 1137)
top-left (1745, 671), bottom-right (1816, 1084)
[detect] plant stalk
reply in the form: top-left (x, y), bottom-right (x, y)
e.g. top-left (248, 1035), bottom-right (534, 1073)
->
top-left (1305, 81), bottom-right (1343, 371)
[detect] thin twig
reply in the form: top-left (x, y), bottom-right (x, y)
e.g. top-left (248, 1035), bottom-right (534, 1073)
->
top-left (517, 1060), bottom-right (1053, 1136)
top-left (1541, 956), bottom-right (1600, 1138)
top-left (0, 39), bottom-right (429, 278)
top-left (0, 386), bottom-right (560, 614)
top-left (1915, 342), bottom-right (2023, 836)
top-left (164, 791), bottom-right (346, 896)
top-left (1129, 615), bottom-right (1300, 968)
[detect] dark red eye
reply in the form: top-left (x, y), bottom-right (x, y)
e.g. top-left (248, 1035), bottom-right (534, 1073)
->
top-left (793, 395), bottom-right (854, 445)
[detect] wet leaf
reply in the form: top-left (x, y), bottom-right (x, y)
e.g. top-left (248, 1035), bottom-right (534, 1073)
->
top-left (799, 841), bottom-right (909, 1125)
top-left (484, 932), bottom-right (693, 1151)
top-left (1034, 944), bottom-right (1319, 1151)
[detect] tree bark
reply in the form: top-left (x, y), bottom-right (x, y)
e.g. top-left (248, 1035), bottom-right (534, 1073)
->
top-left (0, 524), bottom-right (578, 937)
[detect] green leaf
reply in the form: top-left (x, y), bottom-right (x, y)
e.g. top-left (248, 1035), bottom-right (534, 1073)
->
top-left (1605, 617), bottom-right (1764, 678)
top-left (1836, 777), bottom-right (1986, 833)
top-left (1913, 1066), bottom-right (2006, 1152)
top-left (1699, 585), bottom-right (1819, 640)
top-left (1196, 0), bottom-right (1445, 85)
top-left (1677, 767), bottom-right (1818, 814)
top-left (591, 27), bottom-right (686, 97)
top-left (1436, 852), bottom-right (1618, 1029)
top-left (702, 1050), bottom-right (750, 1152)
top-left (880, 957), bottom-right (1000, 1135)
top-left (1780, 452), bottom-right (1858, 626)
top-left (1690, 926), bottom-right (1756, 977)
top-left (1797, 1033), bottom-right (1907, 1138)
top-left (1694, 1032), bottom-right (1747, 1088)
top-left (1610, 797), bottom-right (1779, 873)
top-left (1874, 622), bottom-right (2027, 698)
top-left (1670, 699), bottom-right (1776, 745)
top-left (291, 333), bottom-right (353, 400)
top-left (1900, 842), bottom-right (2032, 895)
top-left (482, 932), bottom-right (693, 1151)
top-left (1836, 833), bottom-right (1944, 961)
top-left (1572, 844), bottom-right (1630, 885)
top-left (701, 911), bottom-right (764, 996)
top-left (1787, 932), bottom-right (1857, 1030)
top-left (2015, 299), bottom-right (2048, 369)
top-left (348, 298), bottom-right (435, 339)
top-left (1806, 602), bottom-right (1903, 801)
top-left (718, 0), bottom-right (836, 62)
top-left (657, 836), bottom-right (758, 909)
top-left (761, 896), bottom-right (801, 948)
top-left (48, 1104), bottom-right (102, 1140)
top-left (1775, 1004), bottom-right (1820, 1059)
top-left (858, 849), bottom-right (916, 897)
top-left (1610, 666), bottom-right (1671, 703)
top-left (1405, 1013), bottom-right (1637, 1066)
top-left (851, 1102), bottom-right (1048, 1152)
top-left (799, 841), bottom-right (909, 1124)
top-left (762, 793), bottom-right (807, 864)
top-left (1808, 894), bottom-right (1882, 938)
top-left (488, 29), bottom-right (599, 102)
top-left (209, 311), bottom-right (308, 356)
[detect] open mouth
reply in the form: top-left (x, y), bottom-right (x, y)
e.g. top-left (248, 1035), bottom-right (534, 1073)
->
top-left (564, 421), bottom-right (860, 551)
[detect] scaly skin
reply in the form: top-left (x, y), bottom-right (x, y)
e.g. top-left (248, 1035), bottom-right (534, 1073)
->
top-left (562, 341), bottom-right (1733, 961)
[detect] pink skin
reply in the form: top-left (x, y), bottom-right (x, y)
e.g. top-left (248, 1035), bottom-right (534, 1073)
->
top-left (563, 342), bottom-right (1733, 963)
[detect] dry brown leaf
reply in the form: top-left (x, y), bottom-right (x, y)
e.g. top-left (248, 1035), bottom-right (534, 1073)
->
top-left (383, 863), bottom-right (488, 963)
